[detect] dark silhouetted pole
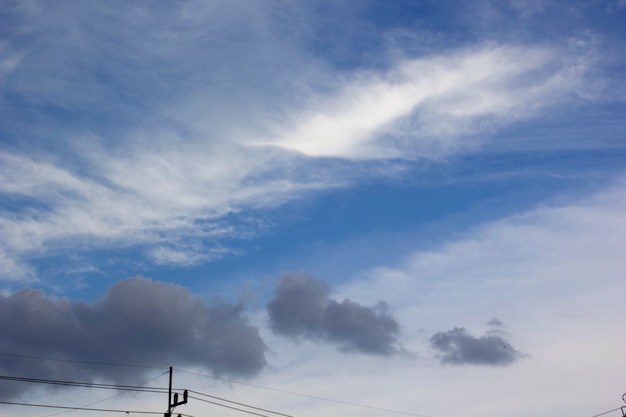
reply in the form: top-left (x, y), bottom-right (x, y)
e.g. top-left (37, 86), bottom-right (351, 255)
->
top-left (165, 366), bottom-right (173, 417)
top-left (165, 367), bottom-right (188, 417)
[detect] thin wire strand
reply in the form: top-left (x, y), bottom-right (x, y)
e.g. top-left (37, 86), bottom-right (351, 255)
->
top-left (591, 407), bottom-right (624, 417)
top-left (0, 374), bottom-right (168, 393)
top-left (0, 352), bottom-right (435, 417)
top-left (188, 395), bottom-right (271, 417)
top-left (37, 371), bottom-right (168, 417)
top-left (0, 400), bottom-right (196, 416)
top-left (0, 352), bottom-right (162, 370)
top-left (187, 391), bottom-right (292, 417)
top-left (176, 368), bottom-right (435, 417)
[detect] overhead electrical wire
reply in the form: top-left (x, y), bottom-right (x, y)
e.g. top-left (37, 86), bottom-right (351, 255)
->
top-left (176, 368), bottom-right (436, 417)
top-left (590, 407), bottom-right (624, 417)
top-left (590, 392), bottom-right (626, 417)
top-left (186, 389), bottom-right (292, 417)
top-left (2, 351), bottom-right (623, 417)
top-left (0, 351), bottom-right (163, 370)
top-left (38, 370), bottom-right (168, 417)
top-left (187, 395), bottom-right (275, 417)
top-left (0, 400), bottom-right (194, 416)
top-left (6, 366), bottom-right (621, 417)
top-left (0, 374), bottom-right (168, 394)
top-left (0, 372), bottom-right (185, 417)
top-left (0, 372), bottom-right (292, 417)
top-left (0, 351), bottom-right (439, 417)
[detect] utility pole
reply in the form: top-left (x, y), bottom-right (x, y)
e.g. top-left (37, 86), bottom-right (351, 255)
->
top-left (167, 366), bottom-right (172, 416)
top-left (165, 366), bottom-right (188, 417)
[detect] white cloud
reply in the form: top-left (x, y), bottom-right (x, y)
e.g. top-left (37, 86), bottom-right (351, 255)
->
top-left (0, 135), bottom-right (342, 279)
top-left (313, 181), bottom-right (626, 416)
top-left (0, 39), bottom-right (601, 280)
top-left (4, 177), bottom-right (625, 415)
top-left (0, 1), bottom-right (613, 281)
top-left (0, 250), bottom-right (35, 283)
top-left (0, 42), bottom-right (23, 85)
top-left (179, 181), bottom-right (626, 417)
top-left (272, 44), bottom-right (590, 159)
top-left (147, 244), bottom-right (234, 267)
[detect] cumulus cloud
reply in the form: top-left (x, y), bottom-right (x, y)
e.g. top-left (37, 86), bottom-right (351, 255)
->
top-left (267, 272), bottom-right (401, 355)
top-left (0, 277), bottom-right (267, 400)
top-left (430, 325), bottom-right (523, 366)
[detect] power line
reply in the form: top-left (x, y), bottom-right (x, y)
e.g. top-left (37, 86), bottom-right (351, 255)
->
top-left (0, 352), bottom-right (437, 417)
top-left (176, 368), bottom-right (435, 417)
top-left (0, 400), bottom-right (195, 416)
top-left (187, 390), bottom-right (293, 417)
top-left (187, 395), bottom-right (274, 417)
top-left (591, 407), bottom-right (623, 417)
top-left (0, 352), bottom-right (162, 370)
top-left (38, 371), bottom-right (168, 417)
top-left (591, 392), bottom-right (626, 417)
top-left (1, 372), bottom-right (290, 417)
top-left (0, 374), bottom-right (168, 394)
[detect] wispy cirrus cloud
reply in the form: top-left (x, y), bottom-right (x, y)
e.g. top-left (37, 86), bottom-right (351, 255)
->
top-left (272, 43), bottom-right (594, 159)
top-left (0, 1), bottom-right (615, 282)
top-left (0, 43), bottom-right (598, 280)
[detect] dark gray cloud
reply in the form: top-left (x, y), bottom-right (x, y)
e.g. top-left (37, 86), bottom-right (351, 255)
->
top-left (0, 277), bottom-right (267, 400)
top-left (430, 326), bottom-right (523, 366)
top-left (267, 272), bottom-right (401, 355)
top-left (323, 299), bottom-right (400, 355)
top-left (267, 272), bottom-right (330, 336)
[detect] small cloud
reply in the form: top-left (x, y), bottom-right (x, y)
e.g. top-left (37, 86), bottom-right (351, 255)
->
top-left (430, 326), bottom-right (524, 366)
top-left (0, 249), bottom-right (37, 282)
top-left (146, 244), bottom-right (232, 267)
top-left (487, 318), bottom-right (504, 327)
top-left (267, 272), bottom-right (402, 355)
top-left (606, 0), bottom-right (626, 12)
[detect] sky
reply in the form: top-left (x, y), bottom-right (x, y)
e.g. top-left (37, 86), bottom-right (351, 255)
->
top-left (1, 0), bottom-right (626, 416)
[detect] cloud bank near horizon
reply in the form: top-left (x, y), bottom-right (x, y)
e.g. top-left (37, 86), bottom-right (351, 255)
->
top-left (1, 182), bottom-right (624, 411)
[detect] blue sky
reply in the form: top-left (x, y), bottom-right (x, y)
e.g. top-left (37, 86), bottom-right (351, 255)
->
top-left (1, 1), bottom-right (626, 417)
